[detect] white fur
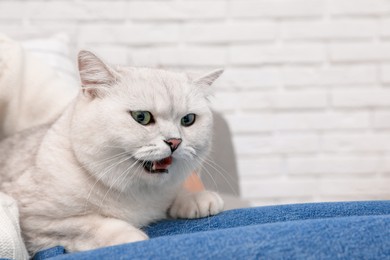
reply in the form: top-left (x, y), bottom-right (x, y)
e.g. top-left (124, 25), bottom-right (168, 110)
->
top-left (0, 51), bottom-right (224, 254)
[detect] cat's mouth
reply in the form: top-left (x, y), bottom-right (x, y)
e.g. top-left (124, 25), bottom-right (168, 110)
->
top-left (142, 156), bottom-right (173, 174)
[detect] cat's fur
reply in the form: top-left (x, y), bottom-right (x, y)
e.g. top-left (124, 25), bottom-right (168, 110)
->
top-left (0, 51), bottom-right (224, 254)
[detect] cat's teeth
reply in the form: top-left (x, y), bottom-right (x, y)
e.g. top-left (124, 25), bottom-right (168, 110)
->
top-left (142, 159), bottom-right (170, 174)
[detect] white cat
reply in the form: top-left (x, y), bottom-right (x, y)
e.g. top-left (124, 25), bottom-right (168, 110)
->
top-left (0, 51), bottom-right (224, 254)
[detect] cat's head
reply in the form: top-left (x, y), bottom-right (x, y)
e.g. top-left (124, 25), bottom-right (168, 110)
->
top-left (71, 50), bottom-right (223, 188)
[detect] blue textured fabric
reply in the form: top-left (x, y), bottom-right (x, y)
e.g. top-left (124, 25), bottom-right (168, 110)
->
top-left (145, 200), bottom-right (390, 238)
top-left (33, 201), bottom-right (390, 259)
top-left (33, 247), bottom-right (65, 260)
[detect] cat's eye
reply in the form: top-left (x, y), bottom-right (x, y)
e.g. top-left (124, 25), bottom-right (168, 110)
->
top-left (181, 113), bottom-right (196, 127)
top-left (130, 111), bottom-right (154, 125)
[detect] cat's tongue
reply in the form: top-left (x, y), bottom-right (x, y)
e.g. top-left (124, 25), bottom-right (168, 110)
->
top-left (153, 156), bottom-right (173, 171)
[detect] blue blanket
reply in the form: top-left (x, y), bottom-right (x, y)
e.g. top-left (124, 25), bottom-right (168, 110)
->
top-left (34, 201), bottom-right (390, 259)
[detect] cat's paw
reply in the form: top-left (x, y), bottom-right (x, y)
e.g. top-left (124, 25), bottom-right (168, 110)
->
top-left (109, 228), bottom-right (148, 246)
top-left (98, 219), bottom-right (148, 247)
top-left (169, 191), bottom-right (224, 219)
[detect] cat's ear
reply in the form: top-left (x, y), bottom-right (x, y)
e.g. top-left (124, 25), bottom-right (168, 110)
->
top-left (78, 50), bottom-right (119, 98)
top-left (193, 69), bottom-right (224, 87)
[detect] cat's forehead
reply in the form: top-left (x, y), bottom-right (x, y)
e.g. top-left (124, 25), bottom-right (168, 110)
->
top-left (115, 68), bottom-right (207, 115)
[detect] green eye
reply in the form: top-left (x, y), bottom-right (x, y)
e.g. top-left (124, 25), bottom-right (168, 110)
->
top-left (181, 113), bottom-right (196, 127)
top-left (130, 111), bottom-right (153, 125)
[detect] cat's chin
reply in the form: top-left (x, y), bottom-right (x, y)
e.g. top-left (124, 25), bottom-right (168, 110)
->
top-left (141, 156), bottom-right (173, 174)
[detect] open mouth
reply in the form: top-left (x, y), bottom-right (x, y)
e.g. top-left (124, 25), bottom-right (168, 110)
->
top-left (142, 156), bottom-right (173, 174)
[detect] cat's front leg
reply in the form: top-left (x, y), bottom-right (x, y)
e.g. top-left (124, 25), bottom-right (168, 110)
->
top-left (169, 189), bottom-right (224, 219)
top-left (31, 215), bottom-right (148, 252)
top-left (92, 217), bottom-right (148, 249)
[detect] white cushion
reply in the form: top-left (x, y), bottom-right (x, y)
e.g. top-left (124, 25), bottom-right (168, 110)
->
top-left (0, 192), bottom-right (28, 259)
top-left (0, 32), bottom-right (78, 259)
top-left (21, 33), bottom-right (79, 90)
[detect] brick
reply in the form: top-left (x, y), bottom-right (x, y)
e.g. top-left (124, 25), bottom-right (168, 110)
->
top-left (318, 179), bottom-right (390, 196)
top-left (79, 24), bottom-right (180, 44)
top-left (282, 65), bottom-right (378, 87)
top-left (331, 88), bottom-right (390, 107)
top-left (243, 178), bottom-right (390, 202)
top-left (232, 135), bottom-right (274, 155)
top-left (233, 133), bottom-right (320, 156)
top-left (226, 111), bottom-right (370, 133)
top-left (127, 1), bottom-right (226, 20)
top-left (251, 197), bottom-right (314, 206)
top-left (230, 0), bottom-right (324, 18)
top-left (373, 111), bottom-right (390, 129)
top-left (271, 90), bottom-right (328, 109)
top-left (217, 68), bottom-right (281, 89)
top-left (126, 1), bottom-right (184, 20)
top-left (127, 48), bottom-right (160, 67)
top-left (379, 155), bottom-right (390, 173)
top-left (330, 43), bottom-right (390, 62)
top-left (287, 155), bottom-right (380, 176)
top-left (380, 19), bottom-right (390, 38)
top-left (214, 91), bottom-right (273, 111)
top-left (329, 0), bottom-right (390, 16)
top-left (182, 22), bottom-right (276, 43)
top-left (240, 179), bottom-right (319, 199)
top-left (239, 91), bottom-right (281, 110)
top-left (380, 63), bottom-right (390, 83)
top-left (211, 92), bottom-right (246, 112)
top-left (222, 90), bottom-right (328, 110)
top-left (230, 44), bottom-right (326, 65)
top-left (128, 47), bottom-right (227, 67)
top-left (282, 19), bottom-right (377, 40)
top-left (225, 114), bottom-right (274, 133)
top-left (322, 133), bottom-right (390, 152)
top-left (237, 158), bottom-right (285, 177)
top-left (161, 47), bottom-right (225, 67)
top-left (0, 1), bottom-right (126, 20)
top-left (78, 45), bottom-right (129, 65)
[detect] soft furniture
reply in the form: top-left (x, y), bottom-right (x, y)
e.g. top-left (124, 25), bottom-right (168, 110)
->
top-left (33, 201), bottom-right (390, 259)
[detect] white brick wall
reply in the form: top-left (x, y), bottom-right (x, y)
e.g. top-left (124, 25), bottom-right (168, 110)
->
top-left (1, 0), bottom-right (390, 206)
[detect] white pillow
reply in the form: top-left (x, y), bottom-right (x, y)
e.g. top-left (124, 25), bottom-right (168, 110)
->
top-left (0, 33), bottom-right (80, 138)
top-left (0, 33), bottom-right (78, 259)
top-left (21, 33), bottom-right (79, 91)
top-left (0, 192), bottom-right (28, 260)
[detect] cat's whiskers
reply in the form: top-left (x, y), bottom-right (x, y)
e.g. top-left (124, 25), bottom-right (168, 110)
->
top-left (198, 161), bottom-right (220, 193)
top-left (202, 157), bottom-right (238, 197)
top-left (192, 146), bottom-right (236, 189)
top-left (192, 153), bottom-right (238, 197)
top-left (83, 154), bottom-right (134, 214)
top-left (97, 159), bottom-right (141, 213)
top-left (113, 158), bottom-right (143, 202)
top-left (72, 149), bottom-right (130, 178)
top-left (83, 156), bottom-right (129, 214)
top-left (80, 153), bottom-right (131, 189)
top-left (179, 154), bottom-right (201, 182)
top-left (185, 154), bottom-right (220, 193)
top-left (131, 159), bottom-right (145, 192)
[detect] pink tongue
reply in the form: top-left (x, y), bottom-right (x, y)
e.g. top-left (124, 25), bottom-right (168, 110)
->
top-left (153, 156), bottom-right (173, 170)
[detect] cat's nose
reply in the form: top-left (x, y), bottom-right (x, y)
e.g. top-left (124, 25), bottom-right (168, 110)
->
top-left (164, 138), bottom-right (182, 153)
